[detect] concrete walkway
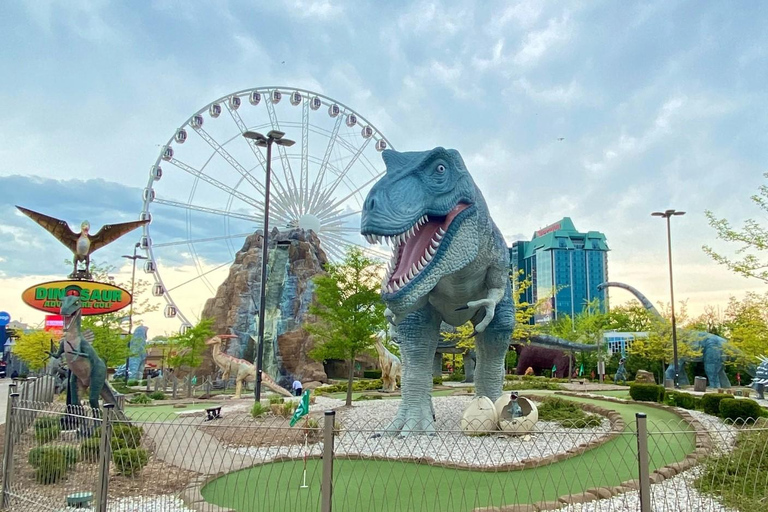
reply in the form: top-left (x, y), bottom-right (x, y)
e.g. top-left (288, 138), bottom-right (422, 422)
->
top-left (144, 421), bottom-right (256, 475)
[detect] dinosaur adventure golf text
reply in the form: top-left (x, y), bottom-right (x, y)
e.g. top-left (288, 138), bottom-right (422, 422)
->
top-left (21, 280), bottom-right (132, 315)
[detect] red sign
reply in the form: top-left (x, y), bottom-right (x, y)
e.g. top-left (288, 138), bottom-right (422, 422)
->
top-left (535, 222), bottom-right (562, 238)
top-left (44, 315), bottom-right (64, 335)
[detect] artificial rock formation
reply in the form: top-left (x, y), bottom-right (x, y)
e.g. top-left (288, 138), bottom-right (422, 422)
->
top-left (201, 228), bottom-right (328, 389)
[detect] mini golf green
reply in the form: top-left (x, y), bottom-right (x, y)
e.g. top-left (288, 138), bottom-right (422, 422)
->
top-left (201, 396), bottom-right (695, 511)
top-left (125, 403), bottom-right (211, 421)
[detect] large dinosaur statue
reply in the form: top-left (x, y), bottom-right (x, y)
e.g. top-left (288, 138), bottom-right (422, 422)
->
top-left (373, 337), bottom-right (402, 392)
top-left (598, 281), bottom-right (734, 388)
top-left (206, 334), bottom-right (292, 399)
top-left (16, 205), bottom-right (148, 280)
top-left (753, 356), bottom-right (768, 400)
top-left (361, 147), bottom-right (596, 435)
top-left (49, 295), bottom-right (123, 411)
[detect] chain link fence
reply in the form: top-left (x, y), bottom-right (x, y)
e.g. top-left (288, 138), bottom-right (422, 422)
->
top-left (1, 386), bottom-right (766, 511)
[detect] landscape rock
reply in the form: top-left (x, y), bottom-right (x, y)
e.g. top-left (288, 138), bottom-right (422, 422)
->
top-left (635, 370), bottom-right (656, 384)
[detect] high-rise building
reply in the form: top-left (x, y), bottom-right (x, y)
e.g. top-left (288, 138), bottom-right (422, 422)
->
top-left (510, 217), bottom-right (609, 324)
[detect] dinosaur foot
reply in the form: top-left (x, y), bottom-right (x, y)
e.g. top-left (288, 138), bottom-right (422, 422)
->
top-left (378, 403), bottom-right (436, 438)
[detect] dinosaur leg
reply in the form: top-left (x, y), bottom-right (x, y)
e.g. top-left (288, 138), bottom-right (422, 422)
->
top-left (234, 378), bottom-right (242, 399)
top-left (717, 367), bottom-right (731, 388)
top-left (383, 304), bottom-right (441, 436)
top-left (473, 288), bottom-right (514, 402)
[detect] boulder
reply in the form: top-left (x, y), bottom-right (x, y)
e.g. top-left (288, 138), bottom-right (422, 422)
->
top-left (635, 370), bottom-right (656, 384)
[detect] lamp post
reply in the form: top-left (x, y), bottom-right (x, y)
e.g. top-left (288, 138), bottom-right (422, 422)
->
top-left (122, 243), bottom-right (147, 382)
top-left (652, 209), bottom-right (685, 389)
top-left (243, 130), bottom-right (295, 401)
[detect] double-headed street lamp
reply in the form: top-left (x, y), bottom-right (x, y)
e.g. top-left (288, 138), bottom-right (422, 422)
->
top-left (122, 242), bottom-right (148, 382)
top-left (652, 209), bottom-right (686, 389)
top-left (243, 130), bottom-right (295, 401)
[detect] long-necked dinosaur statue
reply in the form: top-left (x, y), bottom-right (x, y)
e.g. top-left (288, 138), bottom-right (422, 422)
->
top-left (49, 295), bottom-right (124, 413)
top-left (598, 281), bottom-right (735, 388)
top-left (361, 147), bottom-right (598, 435)
top-left (373, 337), bottom-right (402, 392)
top-left (206, 334), bottom-right (292, 399)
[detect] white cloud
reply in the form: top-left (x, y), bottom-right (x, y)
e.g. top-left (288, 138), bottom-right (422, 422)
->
top-left (513, 14), bottom-right (572, 66)
top-left (513, 77), bottom-right (583, 104)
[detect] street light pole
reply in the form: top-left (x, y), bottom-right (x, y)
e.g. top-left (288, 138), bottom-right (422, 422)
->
top-left (243, 130), bottom-right (295, 401)
top-left (122, 243), bottom-right (147, 383)
top-left (652, 209), bottom-right (685, 389)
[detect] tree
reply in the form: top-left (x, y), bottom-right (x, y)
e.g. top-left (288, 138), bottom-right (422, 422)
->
top-left (13, 330), bottom-right (54, 371)
top-left (721, 292), bottom-right (768, 364)
top-left (703, 172), bottom-right (768, 283)
top-left (306, 247), bottom-right (386, 406)
top-left (166, 318), bottom-right (214, 370)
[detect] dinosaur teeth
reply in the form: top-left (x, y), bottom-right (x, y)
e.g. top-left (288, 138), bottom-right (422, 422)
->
top-left (420, 256), bottom-right (428, 267)
top-left (438, 227), bottom-right (446, 236)
top-left (427, 245), bottom-right (436, 257)
top-left (431, 239), bottom-right (440, 249)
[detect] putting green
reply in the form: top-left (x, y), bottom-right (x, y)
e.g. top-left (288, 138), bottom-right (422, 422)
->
top-left (125, 403), bottom-right (211, 421)
top-left (201, 396), bottom-right (694, 511)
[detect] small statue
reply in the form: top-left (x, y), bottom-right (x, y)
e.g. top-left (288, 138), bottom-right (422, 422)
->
top-left (507, 391), bottom-right (523, 418)
top-left (16, 205), bottom-right (148, 280)
top-left (614, 357), bottom-right (628, 385)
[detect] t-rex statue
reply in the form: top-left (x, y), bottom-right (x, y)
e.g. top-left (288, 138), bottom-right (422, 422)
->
top-left (49, 295), bottom-right (123, 412)
top-left (206, 334), bottom-right (292, 399)
top-left (598, 281), bottom-right (735, 388)
top-left (373, 337), bottom-right (402, 392)
top-left (16, 205), bottom-right (148, 280)
top-left (361, 147), bottom-right (597, 435)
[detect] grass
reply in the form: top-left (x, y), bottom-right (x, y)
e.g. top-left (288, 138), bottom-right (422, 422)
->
top-left (124, 403), bottom-right (211, 421)
top-left (201, 396), bottom-right (695, 511)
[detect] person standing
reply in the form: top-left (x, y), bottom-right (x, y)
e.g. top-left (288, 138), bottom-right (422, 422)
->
top-left (292, 379), bottom-right (303, 397)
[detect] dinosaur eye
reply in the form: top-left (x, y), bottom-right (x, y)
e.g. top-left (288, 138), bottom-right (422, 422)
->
top-left (436, 164), bottom-right (446, 173)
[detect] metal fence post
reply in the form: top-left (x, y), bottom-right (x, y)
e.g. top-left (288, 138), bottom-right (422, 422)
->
top-left (321, 410), bottom-right (336, 512)
top-left (636, 412), bottom-right (651, 512)
top-left (1, 390), bottom-right (19, 509)
top-left (95, 403), bottom-right (115, 512)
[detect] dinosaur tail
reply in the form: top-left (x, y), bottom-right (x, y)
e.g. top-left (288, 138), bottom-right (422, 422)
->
top-left (260, 371), bottom-right (293, 397)
top-left (522, 334), bottom-right (598, 352)
top-left (597, 281), bottom-right (663, 320)
top-left (100, 384), bottom-right (129, 420)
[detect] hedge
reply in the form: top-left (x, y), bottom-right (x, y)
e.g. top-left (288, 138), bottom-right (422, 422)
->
top-left (80, 438), bottom-right (100, 462)
top-left (664, 390), bottom-right (700, 410)
top-left (629, 383), bottom-right (665, 403)
top-left (112, 448), bottom-right (149, 477)
top-left (719, 398), bottom-right (763, 423)
top-left (363, 369), bottom-right (382, 379)
top-left (701, 393), bottom-right (732, 416)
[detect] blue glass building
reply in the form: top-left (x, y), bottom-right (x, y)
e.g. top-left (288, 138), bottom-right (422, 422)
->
top-left (510, 218), bottom-right (610, 324)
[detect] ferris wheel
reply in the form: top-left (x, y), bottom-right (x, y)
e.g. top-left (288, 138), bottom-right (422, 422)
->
top-left (139, 86), bottom-right (394, 329)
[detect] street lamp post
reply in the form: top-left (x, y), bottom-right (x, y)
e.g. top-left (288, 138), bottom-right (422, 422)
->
top-left (122, 243), bottom-right (147, 383)
top-left (652, 209), bottom-right (686, 389)
top-left (243, 130), bottom-right (295, 401)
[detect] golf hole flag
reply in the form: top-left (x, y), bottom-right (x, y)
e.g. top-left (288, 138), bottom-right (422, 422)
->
top-left (290, 390), bottom-right (311, 427)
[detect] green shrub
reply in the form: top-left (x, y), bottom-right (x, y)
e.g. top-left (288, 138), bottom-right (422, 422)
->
top-left (446, 373), bottom-right (465, 382)
top-left (664, 390), bottom-right (698, 410)
top-left (433, 376), bottom-right (444, 385)
top-left (112, 448), bottom-right (149, 477)
top-left (269, 396), bottom-right (285, 405)
top-left (251, 402), bottom-right (269, 418)
top-left (354, 394), bottom-right (383, 401)
top-left (281, 402), bottom-right (295, 418)
top-left (315, 379), bottom-right (384, 394)
top-left (139, 380), bottom-right (147, 387)
top-left (701, 393), bottom-right (732, 416)
top-left (111, 425), bottom-right (144, 450)
top-left (129, 394), bottom-right (152, 404)
top-left (127, 379), bottom-right (139, 387)
top-left (537, 396), bottom-right (601, 428)
top-left (34, 450), bottom-right (68, 484)
top-left (719, 398), bottom-right (763, 423)
top-left (504, 380), bottom-right (562, 391)
top-left (80, 438), bottom-right (100, 462)
top-left (33, 416), bottom-right (60, 432)
top-left (363, 369), bottom-right (382, 379)
top-left (29, 445), bottom-right (79, 468)
top-left (629, 383), bottom-right (665, 403)
top-left (35, 426), bottom-right (61, 444)
top-left (148, 391), bottom-right (166, 400)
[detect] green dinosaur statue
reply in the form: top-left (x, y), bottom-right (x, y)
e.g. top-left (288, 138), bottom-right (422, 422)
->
top-left (50, 295), bottom-right (122, 411)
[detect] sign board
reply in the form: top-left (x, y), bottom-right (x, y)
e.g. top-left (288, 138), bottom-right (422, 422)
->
top-left (21, 280), bottom-right (132, 316)
top-left (44, 314), bottom-right (64, 334)
top-left (0, 312), bottom-right (9, 326)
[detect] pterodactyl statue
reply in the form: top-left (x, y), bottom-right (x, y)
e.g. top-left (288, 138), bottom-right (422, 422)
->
top-left (16, 205), bottom-right (149, 280)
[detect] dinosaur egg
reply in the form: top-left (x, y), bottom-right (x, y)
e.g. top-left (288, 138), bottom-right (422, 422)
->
top-left (460, 396), bottom-right (498, 435)
top-left (494, 395), bottom-right (538, 435)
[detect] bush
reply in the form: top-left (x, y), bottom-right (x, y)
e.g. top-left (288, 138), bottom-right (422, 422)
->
top-left (29, 445), bottom-right (79, 468)
top-left (281, 402), bottom-right (295, 418)
top-left (269, 396), bottom-right (285, 405)
top-left (504, 380), bottom-right (562, 391)
top-left (363, 369), bottom-right (382, 379)
top-left (80, 437), bottom-right (101, 462)
top-left (664, 391), bottom-right (698, 410)
top-left (433, 376), bottom-right (443, 385)
top-left (139, 380), bottom-right (147, 387)
top-left (719, 398), bottom-right (763, 423)
top-left (701, 393), bottom-right (732, 416)
top-left (112, 448), bottom-right (149, 476)
top-left (446, 373), bottom-right (465, 382)
top-left (629, 383), bottom-right (665, 403)
top-left (111, 425), bottom-right (144, 450)
top-left (148, 391), bottom-right (166, 400)
top-left (314, 379), bottom-right (384, 394)
top-left (129, 394), bottom-right (152, 404)
top-left (35, 426), bottom-right (61, 444)
top-left (127, 379), bottom-right (139, 387)
top-left (537, 396), bottom-right (601, 428)
top-left (34, 450), bottom-right (68, 484)
top-left (251, 402), bottom-right (269, 418)
top-left (33, 416), bottom-right (60, 432)
top-left (354, 394), bottom-right (383, 401)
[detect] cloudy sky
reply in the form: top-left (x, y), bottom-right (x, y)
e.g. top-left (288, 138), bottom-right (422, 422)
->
top-left (1, 0), bottom-right (767, 335)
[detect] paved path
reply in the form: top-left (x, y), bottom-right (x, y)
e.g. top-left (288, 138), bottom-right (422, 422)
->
top-left (144, 421), bottom-right (256, 475)
top-left (0, 379), bottom-right (11, 424)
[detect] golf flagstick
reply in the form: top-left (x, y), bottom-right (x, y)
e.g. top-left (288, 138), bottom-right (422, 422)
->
top-left (300, 431), bottom-right (309, 488)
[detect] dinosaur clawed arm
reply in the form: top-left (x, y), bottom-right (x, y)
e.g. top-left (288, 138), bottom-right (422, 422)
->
top-left (463, 287), bottom-right (505, 333)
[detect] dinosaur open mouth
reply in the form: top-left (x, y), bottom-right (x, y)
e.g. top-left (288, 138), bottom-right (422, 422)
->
top-left (364, 203), bottom-right (470, 293)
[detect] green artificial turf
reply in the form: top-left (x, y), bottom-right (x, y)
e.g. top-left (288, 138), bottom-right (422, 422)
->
top-left (201, 396), bottom-right (694, 511)
top-left (124, 403), bottom-right (211, 422)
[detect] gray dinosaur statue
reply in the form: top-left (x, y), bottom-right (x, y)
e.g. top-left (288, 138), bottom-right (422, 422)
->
top-left (361, 147), bottom-right (595, 435)
top-left (753, 356), bottom-right (768, 400)
top-left (50, 295), bottom-right (123, 411)
top-left (598, 281), bottom-right (734, 388)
